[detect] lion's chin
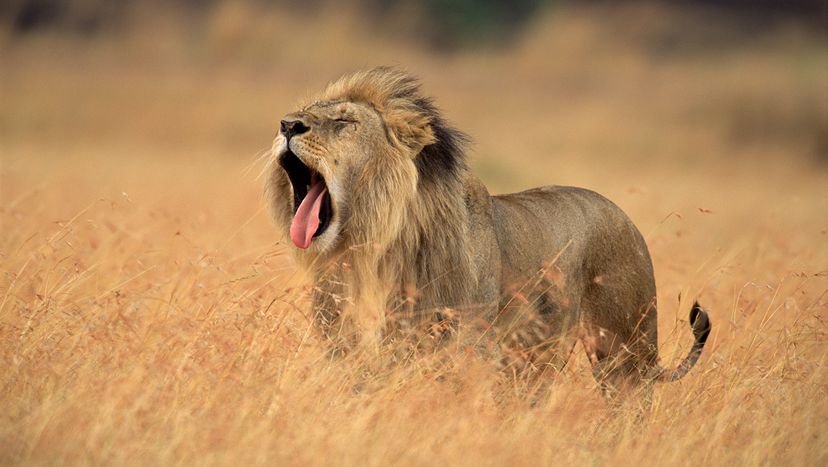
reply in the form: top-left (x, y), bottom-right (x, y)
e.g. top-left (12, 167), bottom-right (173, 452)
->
top-left (279, 150), bottom-right (334, 249)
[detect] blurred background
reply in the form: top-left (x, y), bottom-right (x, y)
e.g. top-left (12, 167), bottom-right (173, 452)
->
top-left (1, 0), bottom-right (827, 269)
top-left (1, 3), bottom-right (827, 464)
top-left (2, 0), bottom-right (825, 172)
top-left (3, 0), bottom-right (826, 283)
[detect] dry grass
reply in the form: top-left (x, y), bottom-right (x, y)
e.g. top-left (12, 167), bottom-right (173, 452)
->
top-left (1, 4), bottom-right (827, 466)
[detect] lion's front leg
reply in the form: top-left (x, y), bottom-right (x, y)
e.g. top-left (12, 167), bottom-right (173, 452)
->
top-left (311, 271), bottom-right (351, 354)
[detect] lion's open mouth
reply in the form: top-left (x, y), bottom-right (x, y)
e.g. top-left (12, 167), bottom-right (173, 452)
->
top-left (279, 151), bottom-right (333, 249)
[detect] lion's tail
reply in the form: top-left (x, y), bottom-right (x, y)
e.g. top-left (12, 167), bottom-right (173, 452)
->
top-left (654, 302), bottom-right (711, 383)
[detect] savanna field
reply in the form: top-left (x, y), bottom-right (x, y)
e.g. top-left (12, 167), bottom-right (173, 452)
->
top-left (1, 3), bottom-right (827, 465)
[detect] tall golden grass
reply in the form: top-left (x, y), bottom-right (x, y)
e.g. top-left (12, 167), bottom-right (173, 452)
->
top-left (1, 4), bottom-right (827, 465)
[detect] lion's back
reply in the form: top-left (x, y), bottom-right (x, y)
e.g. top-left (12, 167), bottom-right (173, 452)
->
top-left (491, 185), bottom-right (655, 293)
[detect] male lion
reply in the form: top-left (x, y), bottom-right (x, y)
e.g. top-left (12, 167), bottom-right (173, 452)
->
top-left (266, 67), bottom-right (710, 399)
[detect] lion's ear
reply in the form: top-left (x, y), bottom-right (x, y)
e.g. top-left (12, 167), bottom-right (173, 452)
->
top-left (384, 107), bottom-right (436, 155)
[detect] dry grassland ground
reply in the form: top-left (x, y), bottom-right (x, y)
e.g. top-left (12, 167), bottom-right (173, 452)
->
top-left (1, 5), bottom-right (827, 466)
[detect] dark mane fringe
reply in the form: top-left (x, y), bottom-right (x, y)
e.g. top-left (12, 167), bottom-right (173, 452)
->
top-left (316, 66), bottom-right (469, 187)
top-left (361, 67), bottom-right (469, 185)
top-left (412, 96), bottom-right (469, 186)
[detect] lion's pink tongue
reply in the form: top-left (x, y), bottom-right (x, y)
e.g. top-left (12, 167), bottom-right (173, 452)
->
top-left (290, 175), bottom-right (327, 249)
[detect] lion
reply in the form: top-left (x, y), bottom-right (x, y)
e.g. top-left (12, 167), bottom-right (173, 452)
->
top-left (266, 67), bottom-right (711, 399)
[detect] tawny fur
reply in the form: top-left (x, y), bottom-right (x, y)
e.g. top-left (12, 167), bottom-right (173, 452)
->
top-left (266, 67), bottom-right (710, 398)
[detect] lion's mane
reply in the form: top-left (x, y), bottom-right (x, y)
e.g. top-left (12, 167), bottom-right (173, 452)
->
top-left (268, 68), bottom-right (480, 343)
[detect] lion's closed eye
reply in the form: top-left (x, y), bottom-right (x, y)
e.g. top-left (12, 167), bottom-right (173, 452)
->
top-left (332, 118), bottom-right (358, 133)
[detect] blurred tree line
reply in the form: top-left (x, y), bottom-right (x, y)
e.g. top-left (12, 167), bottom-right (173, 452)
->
top-left (2, 0), bottom-right (825, 48)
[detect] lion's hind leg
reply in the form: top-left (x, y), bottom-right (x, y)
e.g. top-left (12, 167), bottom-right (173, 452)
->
top-left (497, 331), bottom-right (579, 406)
top-left (496, 290), bottom-right (580, 405)
top-left (579, 320), bottom-right (657, 412)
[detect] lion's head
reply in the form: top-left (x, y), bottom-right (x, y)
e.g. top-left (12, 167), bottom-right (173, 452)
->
top-left (267, 67), bottom-right (468, 266)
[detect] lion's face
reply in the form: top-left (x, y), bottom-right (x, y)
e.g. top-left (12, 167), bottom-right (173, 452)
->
top-left (270, 99), bottom-right (422, 255)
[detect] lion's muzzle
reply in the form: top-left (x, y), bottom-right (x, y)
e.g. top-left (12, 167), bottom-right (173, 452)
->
top-left (279, 150), bottom-right (333, 249)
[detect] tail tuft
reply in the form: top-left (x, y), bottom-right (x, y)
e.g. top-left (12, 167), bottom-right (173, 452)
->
top-left (689, 301), bottom-right (711, 347)
top-left (656, 301), bottom-right (712, 383)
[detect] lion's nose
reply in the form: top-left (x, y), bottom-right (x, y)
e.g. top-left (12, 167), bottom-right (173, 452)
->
top-left (280, 118), bottom-right (310, 140)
